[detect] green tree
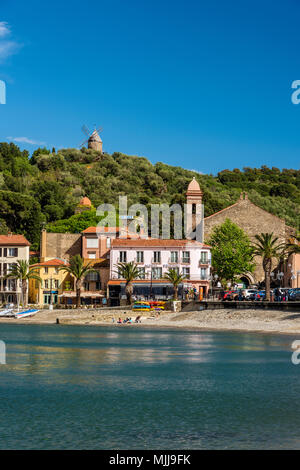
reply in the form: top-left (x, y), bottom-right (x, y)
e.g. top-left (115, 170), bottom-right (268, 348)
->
top-left (0, 190), bottom-right (43, 246)
top-left (5, 260), bottom-right (42, 307)
top-left (59, 255), bottom-right (97, 308)
top-left (114, 261), bottom-right (141, 305)
top-left (252, 233), bottom-right (286, 301)
top-left (163, 268), bottom-right (186, 300)
top-left (207, 219), bottom-right (255, 287)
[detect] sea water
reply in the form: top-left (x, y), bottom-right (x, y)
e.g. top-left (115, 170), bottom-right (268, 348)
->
top-left (0, 323), bottom-right (299, 449)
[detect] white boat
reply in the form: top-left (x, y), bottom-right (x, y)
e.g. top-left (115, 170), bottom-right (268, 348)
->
top-left (0, 309), bottom-right (14, 317)
top-left (15, 309), bottom-right (39, 319)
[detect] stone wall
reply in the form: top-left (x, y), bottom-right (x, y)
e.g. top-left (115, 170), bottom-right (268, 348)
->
top-left (204, 195), bottom-right (287, 283)
top-left (42, 232), bottom-right (82, 260)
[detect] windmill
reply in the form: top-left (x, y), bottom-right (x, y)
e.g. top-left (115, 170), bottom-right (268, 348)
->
top-left (80, 125), bottom-right (103, 152)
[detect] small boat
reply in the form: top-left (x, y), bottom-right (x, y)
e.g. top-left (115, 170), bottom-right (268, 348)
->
top-left (149, 301), bottom-right (165, 310)
top-left (0, 309), bottom-right (14, 317)
top-left (132, 301), bottom-right (152, 311)
top-left (15, 309), bottom-right (39, 319)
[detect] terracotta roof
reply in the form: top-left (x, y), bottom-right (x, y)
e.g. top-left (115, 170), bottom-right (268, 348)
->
top-left (204, 197), bottom-right (285, 222)
top-left (79, 196), bottom-right (92, 207)
top-left (111, 238), bottom-right (210, 248)
top-left (31, 258), bottom-right (68, 267)
top-left (82, 226), bottom-right (121, 234)
top-left (82, 227), bottom-right (141, 238)
top-left (0, 234), bottom-right (31, 246)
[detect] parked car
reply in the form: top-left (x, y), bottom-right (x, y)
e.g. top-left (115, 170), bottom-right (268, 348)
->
top-left (242, 289), bottom-right (258, 300)
top-left (222, 290), bottom-right (239, 301)
top-left (288, 288), bottom-right (300, 301)
top-left (254, 290), bottom-right (266, 301)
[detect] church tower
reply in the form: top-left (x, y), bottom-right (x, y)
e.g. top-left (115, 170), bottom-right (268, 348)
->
top-left (186, 177), bottom-right (204, 239)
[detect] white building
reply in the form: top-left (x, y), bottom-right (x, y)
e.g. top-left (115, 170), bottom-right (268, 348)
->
top-left (0, 233), bottom-right (30, 304)
top-left (109, 238), bottom-right (211, 304)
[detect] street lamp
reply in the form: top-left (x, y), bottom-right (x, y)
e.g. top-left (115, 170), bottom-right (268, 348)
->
top-left (277, 272), bottom-right (284, 287)
top-left (297, 270), bottom-right (300, 288)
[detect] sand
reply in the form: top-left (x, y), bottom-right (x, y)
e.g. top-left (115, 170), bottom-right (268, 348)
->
top-left (1, 307), bottom-right (300, 335)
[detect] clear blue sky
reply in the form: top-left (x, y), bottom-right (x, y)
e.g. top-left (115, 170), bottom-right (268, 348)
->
top-left (1, 0), bottom-right (300, 174)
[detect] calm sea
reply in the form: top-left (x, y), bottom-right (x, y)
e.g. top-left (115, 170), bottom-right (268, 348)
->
top-left (0, 323), bottom-right (299, 449)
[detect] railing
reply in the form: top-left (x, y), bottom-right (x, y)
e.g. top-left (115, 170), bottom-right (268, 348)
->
top-left (181, 258), bottom-right (190, 264)
top-left (199, 259), bottom-right (209, 265)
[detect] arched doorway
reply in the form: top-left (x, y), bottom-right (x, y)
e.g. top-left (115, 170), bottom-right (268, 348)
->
top-left (240, 276), bottom-right (251, 288)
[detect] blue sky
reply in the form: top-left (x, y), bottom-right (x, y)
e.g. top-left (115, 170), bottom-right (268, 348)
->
top-left (1, 0), bottom-right (300, 174)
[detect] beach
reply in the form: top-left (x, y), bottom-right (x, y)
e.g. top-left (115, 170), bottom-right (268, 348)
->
top-left (2, 307), bottom-right (300, 335)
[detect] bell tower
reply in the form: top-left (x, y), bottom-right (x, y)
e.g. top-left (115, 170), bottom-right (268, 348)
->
top-left (186, 177), bottom-right (204, 239)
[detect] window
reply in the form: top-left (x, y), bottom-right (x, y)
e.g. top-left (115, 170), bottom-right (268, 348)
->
top-left (136, 251), bottom-right (144, 263)
top-left (106, 237), bottom-right (111, 248)
top-left (201, 268), bottom-right (207, 280)
top-left (138, 267), bottom-right (145, 279)
top-left (182, 267), bottom-right (190, 279)
top-left (54, 280), bottom-right (59, 289)
top-left (86, 238), bottom-right (98, 248)
top-left (44, 280), bottom-right (49, 289)
top-left (85, 271), bottom-right (100, 282)
top-left (153, 251), bottom-right (161, 263)
top-left (200, 251), bottom-right (208, 263)
top-left (44, 267), bottom-right (48, 274)
top-left (0, 248), bottom-right (2, 257)
top-left (170, 251), bottom-right (178, 263)
top-left (119, 251), bottom-right (127, 262)
top-left (152, 267), bottom-right (162, 279)
top-left (88, 252), bottom-right (96, 259)
top-left (54, 267), bottom-right (59, 274)
top-left (8, 248), bottom-right (18, 257)
top-left (7, 263), bottom-right (14, 274)
top-left (182, 251), bottom-right (190, 263)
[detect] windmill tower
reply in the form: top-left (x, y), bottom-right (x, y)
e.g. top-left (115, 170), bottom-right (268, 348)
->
top-left (80, 125), bottom-right (103, 153)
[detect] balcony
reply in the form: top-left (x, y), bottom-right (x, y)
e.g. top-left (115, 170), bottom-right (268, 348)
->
top-left (199, 259), bottom-right (210, 267)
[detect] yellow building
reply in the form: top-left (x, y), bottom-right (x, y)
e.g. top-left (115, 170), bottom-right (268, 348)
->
top-left (29, 258), bottom-right (72, 306)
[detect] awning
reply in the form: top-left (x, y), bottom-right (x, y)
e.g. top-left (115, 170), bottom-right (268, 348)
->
top-left (59, 292), bottom-right (104, 298)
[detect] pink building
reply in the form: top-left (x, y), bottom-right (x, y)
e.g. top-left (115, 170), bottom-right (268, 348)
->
top-left (108, 238), bottom-right (211, 304)
top-left (285, 253), bottom-right (300, 288)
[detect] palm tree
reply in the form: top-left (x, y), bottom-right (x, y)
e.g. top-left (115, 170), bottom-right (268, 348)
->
top-left (252, 233), bottom-right (286, 301)
top-left (163, 268), bottom-right (186, 300)
top-left (287, 233), bottom-right (300, 255)
top-left (5, 260), bottom-right (42, 307)
top-left (59, 254), bottom-right (97, 308)
top-left (114, 261), bottom-right (141, 305)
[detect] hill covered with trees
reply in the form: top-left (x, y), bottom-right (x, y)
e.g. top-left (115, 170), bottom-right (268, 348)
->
top-left (0, 142), bottom-right (299, 248)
